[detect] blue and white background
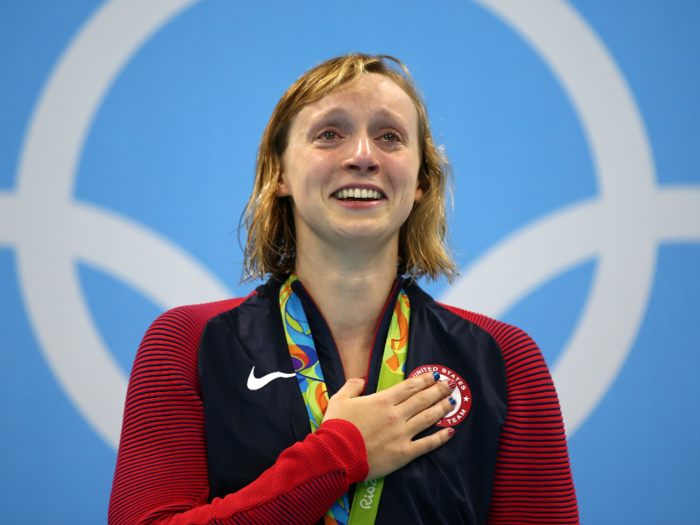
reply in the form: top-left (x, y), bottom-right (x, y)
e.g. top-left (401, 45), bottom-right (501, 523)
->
top-left (1, 0), bottom-right (699, 523)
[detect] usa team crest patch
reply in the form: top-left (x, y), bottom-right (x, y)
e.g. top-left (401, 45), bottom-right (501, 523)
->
top-left (409, 365), bottom-right (472, 427)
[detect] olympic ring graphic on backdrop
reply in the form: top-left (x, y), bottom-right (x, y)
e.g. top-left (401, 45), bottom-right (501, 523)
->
top-left (0, 0), bottom-right (699, 450)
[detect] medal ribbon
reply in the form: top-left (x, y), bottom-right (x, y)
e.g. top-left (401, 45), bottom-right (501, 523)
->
top-left (280, 274), bottom-right (410, 525)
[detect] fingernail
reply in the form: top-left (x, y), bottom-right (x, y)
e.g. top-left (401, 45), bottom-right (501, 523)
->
top-left (448, 380), bottom-right (457, 390)
top-left (448, 397), bottom-right (456, 406)
top-left (447, 428), bottom-right (455, 437)
top-left (432, 371), bottom-right (440, 381)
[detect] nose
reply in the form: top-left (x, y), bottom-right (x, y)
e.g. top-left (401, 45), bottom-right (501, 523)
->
top-left (342, 134), bottom-right (379, 174)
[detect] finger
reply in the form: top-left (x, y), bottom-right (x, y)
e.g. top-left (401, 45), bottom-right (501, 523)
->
top-left (385, 371), bottom-right (440, 405)
top-left (406, 396), bottom-right (457, 436)
top-left (333, 377), bottom-right (365, 400)
top-left (398, 379), bottom-right (455, 419)
top-left (407, 427), bottom-right (455, 460)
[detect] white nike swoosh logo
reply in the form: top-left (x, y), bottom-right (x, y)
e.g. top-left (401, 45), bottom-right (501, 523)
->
top-left (247, 366), bottom-right (296, 391)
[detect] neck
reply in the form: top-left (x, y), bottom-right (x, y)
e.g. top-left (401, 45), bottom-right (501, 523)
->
top-left (295, 236), bottom-right (399, 379)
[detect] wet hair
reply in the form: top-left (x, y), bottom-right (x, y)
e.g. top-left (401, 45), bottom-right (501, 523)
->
top-left (241, 53), bottom-right (457, 282)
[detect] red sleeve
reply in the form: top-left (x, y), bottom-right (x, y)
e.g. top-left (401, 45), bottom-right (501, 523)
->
top-left (440, 306), bottom-right (579, 524)
top-left (108, 301), bottom-right (368, 525)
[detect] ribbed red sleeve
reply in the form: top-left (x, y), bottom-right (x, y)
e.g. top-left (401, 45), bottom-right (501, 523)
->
top-left (440, 305), bottom-right (579, 524)
top-left (108, 300), bottom-right (368, 525)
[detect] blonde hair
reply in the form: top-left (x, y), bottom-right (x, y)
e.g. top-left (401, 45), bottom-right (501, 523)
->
top-left (241, 53), bottom-right (458, 283)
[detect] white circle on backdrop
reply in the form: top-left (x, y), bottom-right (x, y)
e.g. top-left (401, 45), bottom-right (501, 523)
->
top-left (0, 0), bottom-right (698, 450)
top-left (447, 0), bottom-right (700, 435)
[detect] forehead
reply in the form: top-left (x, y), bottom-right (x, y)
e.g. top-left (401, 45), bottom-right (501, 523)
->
top-left (293, 73), bottom-right (419, 129)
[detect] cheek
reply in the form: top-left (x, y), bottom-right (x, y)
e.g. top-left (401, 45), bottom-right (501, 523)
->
top-left (278, 150), bottom-right (310, 198)
top-left (398, 156), bottom-right (422, 198)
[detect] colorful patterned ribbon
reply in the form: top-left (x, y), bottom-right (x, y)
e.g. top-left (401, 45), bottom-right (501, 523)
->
top-left (280, 274), bottom-right (410, 525)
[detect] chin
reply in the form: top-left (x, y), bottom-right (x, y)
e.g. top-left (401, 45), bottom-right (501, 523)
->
top-left (334, 225), bottom-right (399, 246)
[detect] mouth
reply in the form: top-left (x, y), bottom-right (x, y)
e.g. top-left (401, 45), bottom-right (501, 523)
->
top-left (332, 187), bottom-right (385, 202)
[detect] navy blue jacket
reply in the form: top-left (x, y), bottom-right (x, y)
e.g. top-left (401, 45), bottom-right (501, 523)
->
top-left (200, 277), bottom-right (511, 524)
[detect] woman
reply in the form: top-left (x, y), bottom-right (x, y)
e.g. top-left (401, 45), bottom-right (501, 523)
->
top-left (109, 54), bottom-right (578, 525)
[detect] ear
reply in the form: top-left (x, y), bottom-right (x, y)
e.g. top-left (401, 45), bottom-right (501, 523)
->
top-left (276, 171), bottom-right (292, 197)
top-left (414, 178), bottom-right (424, 203)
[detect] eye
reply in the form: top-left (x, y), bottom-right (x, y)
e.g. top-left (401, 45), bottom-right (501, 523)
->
top-left (380, 132), bottom-right (399, 142)
top-left (320, 130), bottom-right (338, 140)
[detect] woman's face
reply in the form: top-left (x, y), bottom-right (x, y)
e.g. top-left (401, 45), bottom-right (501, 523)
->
top-left (278, 73), bottom-right (423, 254)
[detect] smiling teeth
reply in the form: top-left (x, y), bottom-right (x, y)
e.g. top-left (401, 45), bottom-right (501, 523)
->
top-left (335, 188), bottom-right (384, 200)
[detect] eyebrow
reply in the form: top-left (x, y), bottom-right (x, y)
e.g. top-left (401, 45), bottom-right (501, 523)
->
top-left (308, 107), bottom-right (349, 124)
top-left (307, 106), bottom-right (413, 138)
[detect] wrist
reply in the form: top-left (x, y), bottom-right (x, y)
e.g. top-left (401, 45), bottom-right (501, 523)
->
top-left (317, 419), bottom-right (369, 484)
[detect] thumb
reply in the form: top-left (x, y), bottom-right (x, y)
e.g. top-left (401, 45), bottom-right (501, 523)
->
top-left (335, 377), bottom-right (365, 400)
